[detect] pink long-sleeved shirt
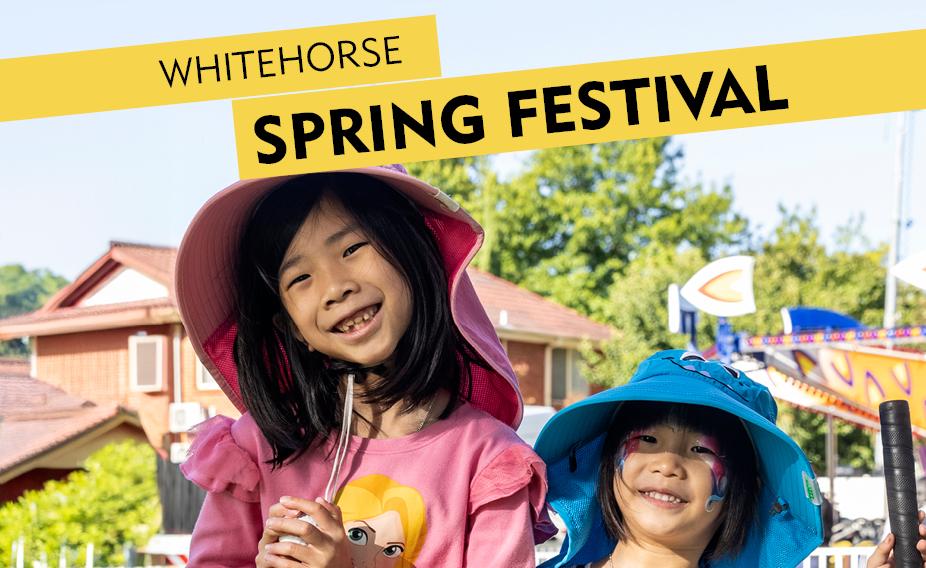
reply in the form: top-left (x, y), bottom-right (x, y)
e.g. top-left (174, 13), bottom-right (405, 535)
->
top-left (181, 402), bottom-right (553, 567)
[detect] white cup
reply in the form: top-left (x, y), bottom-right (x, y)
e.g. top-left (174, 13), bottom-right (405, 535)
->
top-left (277, 514), bottom-right (318, 545)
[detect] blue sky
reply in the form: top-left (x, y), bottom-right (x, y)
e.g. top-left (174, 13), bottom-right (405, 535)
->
top-left (1, 1), bottom-right (925, 280)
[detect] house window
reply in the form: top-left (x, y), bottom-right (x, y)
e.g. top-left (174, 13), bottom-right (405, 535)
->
top-left (129, 335), bottom-right (165, 392)
top-left (196, 359), bottom-right (221, 391)
top-left (570, 351), bottom-right (590, 398)
top-left (551, 347), bottom-right (589, 403)
top-left (551, 348), bottom-right (568, 401)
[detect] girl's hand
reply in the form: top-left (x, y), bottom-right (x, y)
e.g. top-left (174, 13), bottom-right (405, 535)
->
top-left (867, 511), bottom-right (926, 568)
top-left (256, 499), bottom-right (304, 567)
top-left (256, 496), bottom-right (354, 568)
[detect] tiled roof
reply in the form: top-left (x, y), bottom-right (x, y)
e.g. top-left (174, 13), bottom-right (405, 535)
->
top-left (0, 298), bottom-right (174, 326)
top-left (0, 358), bottom-right (29, 377)
top-left (0, 376), bottom-right (135, 475)
top-left (110, 241), bottom-right (175, 286)
top-left (1, 243), bottom-right (611, 343)
top-left (467, 268), bottom-right (612, 342)
top-left (41, 242), bottom-right (177, 313)
top-left (0, 298), bottom-right (177, 339)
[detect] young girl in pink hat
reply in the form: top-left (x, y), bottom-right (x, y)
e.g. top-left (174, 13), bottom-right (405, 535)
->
top-left (175, 165), bottom-right (553, 567)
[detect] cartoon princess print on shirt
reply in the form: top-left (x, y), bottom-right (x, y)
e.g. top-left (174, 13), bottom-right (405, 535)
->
top-left (335, 474), bottom-right (427, 568)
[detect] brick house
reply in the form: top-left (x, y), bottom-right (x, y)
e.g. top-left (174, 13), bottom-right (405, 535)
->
top-left (0, 243), bottom-right (238, 461)
top-left (0, 241), bottom-right (611, 524)
top-left (0, 242), bottom-right (611, 433)
top-left (467, 270), bottom-right (612, 406)
top-left (0, 363), bottom-right (145, 502)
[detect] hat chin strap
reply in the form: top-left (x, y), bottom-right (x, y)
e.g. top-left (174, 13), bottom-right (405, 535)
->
top-left (282, 372), bottom-right (355, 546)
top-left (325, 357), bottom-right (388, 385)
top-left (324, 372), bottom-right (355, 502)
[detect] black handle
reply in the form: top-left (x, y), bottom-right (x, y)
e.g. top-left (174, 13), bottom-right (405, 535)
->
top-left (880, 400), bottom-right (921, 568)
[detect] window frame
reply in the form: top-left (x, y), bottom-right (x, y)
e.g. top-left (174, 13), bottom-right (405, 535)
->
top-left (195, 358), bottom-right (222, 391)
top-left (128, 334), bottom-right (166, 392)
top-left (548, 347), bottom-right (590, 405)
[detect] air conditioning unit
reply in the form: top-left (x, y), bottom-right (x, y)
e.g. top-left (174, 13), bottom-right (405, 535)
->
top-left (170, 442), bottom-right (192, 464)
top-left (168, 402), bottom-right (204, 433)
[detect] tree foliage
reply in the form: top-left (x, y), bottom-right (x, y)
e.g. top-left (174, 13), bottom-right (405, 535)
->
top-left (582, 245), bottom-right (713, 382)
top-left (0, 441), bottom-right (161, 567)
top-left (414, 140), bottom-right (748, 317)
top-left (411, 141), bottom-right (924, 474)
top-left (0, 264), bottom-right (68, 356)
top-left (737, 206), bottom-right (893, 335)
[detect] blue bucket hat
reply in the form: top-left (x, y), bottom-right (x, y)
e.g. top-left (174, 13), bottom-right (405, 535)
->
top-left (535, 350), bottom-right (824, 568)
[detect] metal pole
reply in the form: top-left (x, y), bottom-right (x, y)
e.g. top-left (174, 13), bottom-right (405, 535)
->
top-left (884, 112), bottom-right (911, 329)
top-left (15, 536), bottom-right (24, 568)
top-left (826, 413), bottom-right (837, 525)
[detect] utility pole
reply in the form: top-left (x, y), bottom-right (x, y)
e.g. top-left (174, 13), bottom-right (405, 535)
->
top-left (884, 112), bottom-right (913, 329)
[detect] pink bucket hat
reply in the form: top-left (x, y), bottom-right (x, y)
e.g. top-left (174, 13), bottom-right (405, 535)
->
top-left (175, 164), bottom-right (523, 428)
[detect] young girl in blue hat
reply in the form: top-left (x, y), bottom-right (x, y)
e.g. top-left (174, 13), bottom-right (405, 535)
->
top-left (535, 350), bottom-right (828, 567)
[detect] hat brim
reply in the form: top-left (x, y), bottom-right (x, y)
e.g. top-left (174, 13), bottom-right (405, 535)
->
top-left (175, 166), bottom-right (523, 426)
top-left (535, 373), bottom-right (823, 567)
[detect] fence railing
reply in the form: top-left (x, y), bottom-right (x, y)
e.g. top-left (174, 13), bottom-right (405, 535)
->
top-left (14, 539), bottom-right (876, 567)
top-left (797, 546), bottom-right (875, 568)
top-left (535, 545), bottom-right (877, 566)
top-left (9, 538), bottom-right (184, 568)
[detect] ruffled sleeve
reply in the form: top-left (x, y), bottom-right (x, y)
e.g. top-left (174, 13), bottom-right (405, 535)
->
top-left (180, 415), bottom-right (261, 503)
top-left (469, 443), bottom-right (558, 544)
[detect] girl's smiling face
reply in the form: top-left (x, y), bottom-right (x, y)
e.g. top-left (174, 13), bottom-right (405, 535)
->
top-left (278, 195), bottom-right (412, 367)
top-left (613, 423), bottom-right (727, 551)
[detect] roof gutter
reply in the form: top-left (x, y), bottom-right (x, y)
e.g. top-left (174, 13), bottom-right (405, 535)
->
top-left (0, 305), bottom-right (179, 340)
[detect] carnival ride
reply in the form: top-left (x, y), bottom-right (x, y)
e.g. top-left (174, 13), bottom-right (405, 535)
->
top-left (671, 254), bottom-right (926, 545)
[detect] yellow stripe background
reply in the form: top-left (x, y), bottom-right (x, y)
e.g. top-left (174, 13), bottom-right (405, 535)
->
top-left (0, 16), bottom-right (441, 121)
top-left (231, 29), bottom-right (926, 178)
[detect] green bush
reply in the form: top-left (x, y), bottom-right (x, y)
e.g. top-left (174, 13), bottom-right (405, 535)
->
top-left (0, 440), bottom-right (161, 566)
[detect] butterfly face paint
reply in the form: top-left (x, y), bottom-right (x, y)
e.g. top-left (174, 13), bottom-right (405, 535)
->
top-left (616, 429), bottom-right (645, 474)
top-left (617, 427), bottom-right (729, 512)
top-left (694, 434), bottom-right (728, 512)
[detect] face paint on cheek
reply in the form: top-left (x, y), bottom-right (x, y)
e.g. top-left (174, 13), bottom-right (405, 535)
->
top-left (697, 435), bottom-right (728, 513)
top-left (616, 430), bottom-right (644, 473)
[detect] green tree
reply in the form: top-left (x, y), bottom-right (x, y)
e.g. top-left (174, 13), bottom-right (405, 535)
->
top-left (495, 140), bottom-right (748, 317)
top-left (412, 149), bottom-right (924, 475)
top-left (0, 441), bottom-right (161, 567)
top-left (738, 206), bottom-right (890, 336)
top-left (582, 245), bottom-right (714, 384)
top-left (411, 140), bottom-right (748, 318)
top-left (0, 264), bottom-right (68, 356)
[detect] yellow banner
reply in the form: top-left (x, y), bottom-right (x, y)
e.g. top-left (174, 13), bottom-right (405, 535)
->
top-left (818, 347), bottom-right (926, 429)
top-left (232, 29), bottom-right (926, 178)
top-left (0, 16), bottom-right (440, 122)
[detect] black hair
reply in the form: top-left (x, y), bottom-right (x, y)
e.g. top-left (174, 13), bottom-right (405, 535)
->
top-left (234, 172), bottom-right (484, 468)
top-left (596, 401), bottom-right (759, 561)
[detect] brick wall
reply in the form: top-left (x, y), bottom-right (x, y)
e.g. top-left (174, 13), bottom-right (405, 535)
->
top-left (36, 325), bottom-right (173, 407)
top-left (34, 326), bottom-right (240, 451)
top-left (506, 340), bottom-right (546, 405)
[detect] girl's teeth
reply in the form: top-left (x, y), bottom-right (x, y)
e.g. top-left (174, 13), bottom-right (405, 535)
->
top-left (338, 306), bottom-right (378, 332)
top-left (644, 491), bottom-right (682, 503)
